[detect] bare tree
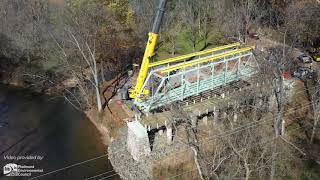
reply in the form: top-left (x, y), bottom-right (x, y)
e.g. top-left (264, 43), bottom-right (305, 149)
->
top-left (171, 105), bottom-right (212, 180)
top-left (261, 46), bottom-right (287, 180)
top-left (310, 81), bottom-right (320, 144)
top-left (129, 0), bottom-right (157, 39)
top-left (0, 0), bottom-right (53, 64)
top-left (161, 4), bottom-right (181, 56)
top-left (50, 2), bottom-right (110, 112)
top-left (178, 0), bottom-right (201, 51)
top-left (197, 0), bottom-right (215, 47)
top-left (170, 88), bottom-right (275, 180)
top-left (220, 0), bottom-right (270, 43)
top-left (286, 2), bottom-right (320, 48)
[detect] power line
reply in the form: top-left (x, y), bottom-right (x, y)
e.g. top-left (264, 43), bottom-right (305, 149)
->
top-left (27, 81), bottom-right (319, 179)
top-left (157, 101), bottom-right (313, 165)
top-left (56, 98), bottom-right (312, 180)
top-left (169, 80), bottom-right (319, 134)
top-left (97, 173), bottom-right (118, 180)
top-left (28, 154), bottom-right (109, 180)
top-left (85, 169), bottom-right (116, 180)
top-left (166, 125), bottom-right (306, 180)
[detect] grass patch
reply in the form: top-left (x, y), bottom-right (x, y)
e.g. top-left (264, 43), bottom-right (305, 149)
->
top-left (153, 149), bottom-right (199, 180)
top-left (154, 29), bottom-right (227, 62)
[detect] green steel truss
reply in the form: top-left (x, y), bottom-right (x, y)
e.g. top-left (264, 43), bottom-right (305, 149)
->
top-left (135, 49), bottom-right (258, 112)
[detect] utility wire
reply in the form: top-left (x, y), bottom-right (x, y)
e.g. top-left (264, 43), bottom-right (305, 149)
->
top-left (97, 173), bottom-right (118, 180)
top-left (93, 86), bottom-right (316, 179)
top-left (85, 169), bottom-right (116, 180)
top-left (120, 119), bottom-right (305, 180)
top-left (166, 125), bottom-right (306, 180)
top-left (168, 79), bottom-right (319, 134)
top-left (27, 82), bottom-right (319, 179)
top-left (28, 154), bottom-right (109, 180)
top-left (99, 125), bottom-right (296, 180)
top-left (157, 101), bottom-right (314, 165)
top-left (78, 101), bottom-right (312, 180)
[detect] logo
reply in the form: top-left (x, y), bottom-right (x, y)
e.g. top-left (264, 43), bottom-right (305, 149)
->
top-left (3, 163), bottom-right (18, 176)
top-left (2, 163), bottom-right (43, 177)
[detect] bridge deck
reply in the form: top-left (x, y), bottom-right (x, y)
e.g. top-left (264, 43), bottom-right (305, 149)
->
top-left (139, 79), bottom-right (254, 128)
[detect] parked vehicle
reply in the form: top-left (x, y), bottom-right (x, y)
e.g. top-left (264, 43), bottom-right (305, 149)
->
top-left (313, 55), bottom-right (320, 62)
top-left (292, 67), bottom-right (315, 79)
top-left (298, 54), bottom-right (313, 63)
top-left (306, 47), bottom-right (319, 62)
top-left (312, 54), bottom-right (320, 62)
top-left (248, 32), bottom-right (260, 40)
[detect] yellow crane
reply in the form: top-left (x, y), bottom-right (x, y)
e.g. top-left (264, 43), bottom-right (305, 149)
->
top-left (128, 0), bottom-right (253, 102)
top-left (128, 0), bottom-right (168, 99)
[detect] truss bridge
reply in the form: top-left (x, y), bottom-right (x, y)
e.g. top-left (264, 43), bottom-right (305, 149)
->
top-left (134, 42), bottom-right (259, 112)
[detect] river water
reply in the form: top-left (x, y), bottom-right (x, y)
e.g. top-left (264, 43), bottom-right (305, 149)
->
top-left (0, 85), bottom-right (119, 180)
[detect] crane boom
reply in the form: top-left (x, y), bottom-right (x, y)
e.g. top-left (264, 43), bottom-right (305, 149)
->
top-left (129, 0), bottom-right (167, 99)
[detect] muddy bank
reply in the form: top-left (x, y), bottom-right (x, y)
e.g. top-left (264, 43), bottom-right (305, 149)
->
top-left (84, 96), bottom-right (132, 146)
top-left (0, 58), bottom-right (66, 95)
top-left (85, 109), bottom-right (112, 146)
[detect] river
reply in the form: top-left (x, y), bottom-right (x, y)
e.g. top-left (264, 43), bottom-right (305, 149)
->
top-left (0, 85), bottom-right (119, 180)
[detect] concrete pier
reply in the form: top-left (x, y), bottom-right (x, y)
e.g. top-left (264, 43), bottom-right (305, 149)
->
top-left (191, 117), bottom-right (197, 128)
top-left (214, 111), bottom-right (219, 122)
top-left (203, 116), bottom-right (208, 125)
top-left (233, 113), bottom-right (238, 122)
top-left (127, 121), bottom-right (151, 161)
top-left (166, 126), bottom-right (172, 143)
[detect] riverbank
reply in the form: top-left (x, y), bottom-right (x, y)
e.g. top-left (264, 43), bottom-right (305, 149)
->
top-left (0, 57), bottom-right (126, 147)
top-left (0, 57), bottom-right (125, 147)
top-left (0, 84), bottom-right (119, 179)
top-left (84, 95), bottom-right (132, 146)
top-left (0, 58), bottom-right (67, 95)
top-left (107, 125), bottom-right (199, 180)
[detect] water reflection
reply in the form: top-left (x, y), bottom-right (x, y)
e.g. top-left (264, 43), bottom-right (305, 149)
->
top-left (0, 85), bottom-right (119, 180)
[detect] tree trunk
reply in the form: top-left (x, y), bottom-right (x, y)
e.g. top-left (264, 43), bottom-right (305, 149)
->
top-left (95, 86), bottom-right (102, 112)
top-left (192, 35), bottom-right (196, 51)
top-left (27, 53), bottom-right (31, 64)
top-left (270, 141), bottom-right (277, 180)
top-left (310, 114), bottom-right (319, 144)
top-left (244, 161), bottom-right (250, 180)
top-left (94, 74), bottom-right (102, 112)
top-left (191, 147), bottom-right (205, 180)
top-left (191, 28), bottom-right (197, 51)
top-left (172, 43), bottom-right (175, 56)
top-left (203, 16), bottom-right (208, 47)
top-left (101, 61), bottom-right (106, 82)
